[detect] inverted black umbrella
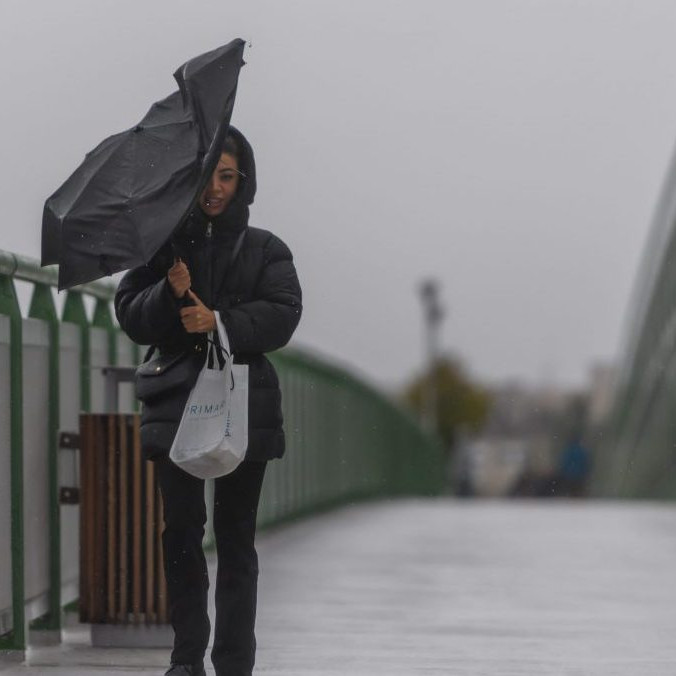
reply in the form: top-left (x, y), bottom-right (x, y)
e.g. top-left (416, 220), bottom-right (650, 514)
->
top-left (42, 39), bottom-right (246, 290)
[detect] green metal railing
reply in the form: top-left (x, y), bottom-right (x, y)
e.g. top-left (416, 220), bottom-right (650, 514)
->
top-left (592, 147), bottom-right (676, 499)
top-left (0, 252), bottom-right (119, 651)
top-left (0, 248), bottom-right (445, 653)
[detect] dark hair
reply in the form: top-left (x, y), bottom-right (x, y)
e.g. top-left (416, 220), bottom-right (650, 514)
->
top-left (220, 133), bottom-right (241, 164)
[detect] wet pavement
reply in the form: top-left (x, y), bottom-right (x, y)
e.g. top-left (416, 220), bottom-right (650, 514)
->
top-left (2, 499), bottom-right (676, 675)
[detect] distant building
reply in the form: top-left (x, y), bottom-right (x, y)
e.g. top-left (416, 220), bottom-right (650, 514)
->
top-left (459, 377), bottom-right (598, 497)
top-left (586, 362), bottom-right (617, 430)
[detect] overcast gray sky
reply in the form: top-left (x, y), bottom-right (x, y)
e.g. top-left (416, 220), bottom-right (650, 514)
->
top-left (2, 0), bottom-right (676, 391)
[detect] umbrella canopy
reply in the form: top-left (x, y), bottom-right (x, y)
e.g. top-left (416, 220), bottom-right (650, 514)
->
top-left (42, 39), bottom-right (246, 290)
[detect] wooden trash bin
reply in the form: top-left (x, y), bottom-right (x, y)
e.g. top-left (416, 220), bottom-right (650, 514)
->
top-left (79, 414), bottom-right (172, 647)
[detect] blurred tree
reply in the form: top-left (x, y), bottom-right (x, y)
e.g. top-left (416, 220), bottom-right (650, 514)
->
top-left (404, 355), bottom-right (491, 450)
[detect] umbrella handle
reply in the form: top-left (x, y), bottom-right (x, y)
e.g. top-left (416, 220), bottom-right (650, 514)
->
top-left (179, 290), bottom-right (195, 308)
top-left (168, 242), bottom-right (193, 307)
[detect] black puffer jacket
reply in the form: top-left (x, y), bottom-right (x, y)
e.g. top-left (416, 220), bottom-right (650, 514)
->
top-left (114, 128), bottom-right (302, 461)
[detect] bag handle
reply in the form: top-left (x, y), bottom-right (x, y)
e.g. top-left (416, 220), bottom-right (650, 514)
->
top-left (142, 344), bottom-right (157, 363)
top-left (207, 327), bottom-right (228, 370)
top-left (229, 229), bottom-right (247, 269)
top-left (205, 229), bottom-right (243, 362)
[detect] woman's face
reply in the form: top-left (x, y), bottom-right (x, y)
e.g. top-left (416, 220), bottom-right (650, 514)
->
top-left (199, 152), bottom-right (240, 217)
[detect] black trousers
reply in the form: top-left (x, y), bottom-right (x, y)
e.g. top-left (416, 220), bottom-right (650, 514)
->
top-left (157, 458), bottom-right (267, 676)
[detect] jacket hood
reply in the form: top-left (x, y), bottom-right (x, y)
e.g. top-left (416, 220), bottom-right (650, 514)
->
top-left (228, 126), bottom-right (256, 207)
top-left (207, 125), bottom-right (256, 233)
top-left (181, 126), bottom-right (256, 238)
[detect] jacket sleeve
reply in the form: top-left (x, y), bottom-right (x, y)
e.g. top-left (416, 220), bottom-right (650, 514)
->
top-left (114, 259), bottom-right (183, 346)
top-left (219, 235), bottom-right (302, 354)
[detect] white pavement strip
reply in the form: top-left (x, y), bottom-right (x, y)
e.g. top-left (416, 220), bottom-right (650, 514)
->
top-left (3, 499), bottom-right (676, 675)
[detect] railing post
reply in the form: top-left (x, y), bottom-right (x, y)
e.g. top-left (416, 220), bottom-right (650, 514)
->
top-left (28, 284), bottom-right (61, 633)
top-left (0, 274), bottom-right (25, 653)
top-left (63, 292), bottom-right (91, 413)
top-left (93, 297), bottom-right (117, 367)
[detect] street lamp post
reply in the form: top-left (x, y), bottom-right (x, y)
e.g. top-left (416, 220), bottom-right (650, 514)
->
top-left (419, 279), bottom-right (444, 433)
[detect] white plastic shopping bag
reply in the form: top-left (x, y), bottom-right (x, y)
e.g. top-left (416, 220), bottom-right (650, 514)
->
top-left (169, 316), bottom-right (248, 479)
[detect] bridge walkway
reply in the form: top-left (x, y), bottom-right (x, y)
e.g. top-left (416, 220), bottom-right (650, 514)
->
top-left (3, 499), bottom-right (676, 675)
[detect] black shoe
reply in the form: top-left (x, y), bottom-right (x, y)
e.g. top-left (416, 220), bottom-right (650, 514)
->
top-left (164, 664), bottom-right (206, 676)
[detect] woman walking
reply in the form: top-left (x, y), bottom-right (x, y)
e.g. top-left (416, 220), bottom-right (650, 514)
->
top-left (115, 127), bottom-right (302, 676)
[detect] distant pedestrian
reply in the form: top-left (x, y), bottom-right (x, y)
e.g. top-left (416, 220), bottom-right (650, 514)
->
top-left (115, 127), bottom-right (302, 676)
top-left (556, 438), bottom-right (591, 497)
